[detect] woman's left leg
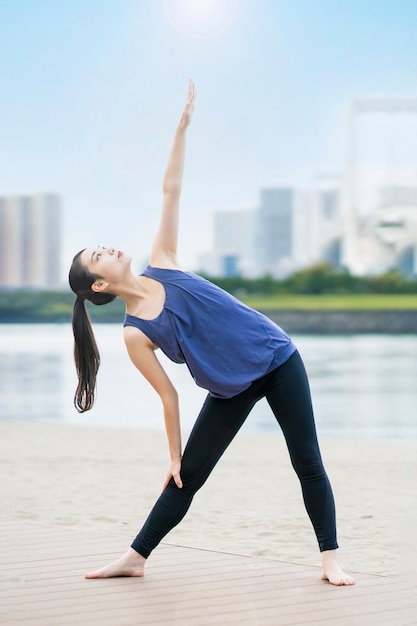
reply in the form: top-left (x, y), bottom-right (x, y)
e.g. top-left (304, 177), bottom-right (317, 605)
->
top-left (263, 350), bottom-right (355, 585)
top-left (264, 351), bottom-right (337, 552)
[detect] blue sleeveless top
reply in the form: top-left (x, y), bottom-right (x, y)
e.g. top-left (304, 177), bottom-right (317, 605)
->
top-left (124, 266), bottom-right (296, 398)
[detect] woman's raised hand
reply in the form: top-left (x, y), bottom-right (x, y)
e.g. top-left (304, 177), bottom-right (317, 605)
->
top-left (179, 79), bottom-right (196, 128)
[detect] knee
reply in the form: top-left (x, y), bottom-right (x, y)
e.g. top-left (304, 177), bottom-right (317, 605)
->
top-left (291, 452), bottom-right (326, 481)
top-left (180, 472), bottom-right (208, 495)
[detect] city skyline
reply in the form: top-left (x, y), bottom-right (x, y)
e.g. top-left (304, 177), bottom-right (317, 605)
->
top-left (1, 1), bottom-right (417, 278)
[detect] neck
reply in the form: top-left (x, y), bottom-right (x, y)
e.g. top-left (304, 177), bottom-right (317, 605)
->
top-left (108, 273), bottom-right (147, 310)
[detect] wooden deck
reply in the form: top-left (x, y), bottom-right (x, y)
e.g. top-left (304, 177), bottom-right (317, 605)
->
top-left (0, 519), bottom-right (415, 626)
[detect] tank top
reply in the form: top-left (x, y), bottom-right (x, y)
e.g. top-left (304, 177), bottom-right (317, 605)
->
top-left (124, 266), bottom-right (296, 398)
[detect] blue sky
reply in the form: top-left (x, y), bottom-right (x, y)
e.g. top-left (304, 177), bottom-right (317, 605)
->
top-left (1, 0), bottom-right (416, 275)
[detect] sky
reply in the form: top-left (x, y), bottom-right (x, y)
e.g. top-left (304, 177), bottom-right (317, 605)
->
top-left (1, 0), bottom-right (416, 277)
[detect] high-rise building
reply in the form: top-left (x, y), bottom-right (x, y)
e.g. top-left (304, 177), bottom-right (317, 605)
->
top-left (343, 96), bottom-right (417, 274)
top-left (255, 188), bottom-right (294, 275)
top-left (302, 177), bottom-right (343, 268)
top-left (199, 208), bottom-right (256, 276)
top-left (0, 193), bottom-right (62, 288)
top-left (0, 196), bottom-right (22, 286)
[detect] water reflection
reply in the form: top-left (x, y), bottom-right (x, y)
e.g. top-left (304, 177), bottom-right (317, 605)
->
top-left (0, 352), bottom-right (64, 421)
top-left (294, 335), bottom-right (417, 440)
top-left (0, 325), bottom-right (416, 440)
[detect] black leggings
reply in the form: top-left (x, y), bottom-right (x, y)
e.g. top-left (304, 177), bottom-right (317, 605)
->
top-left (131, 350), bottom-right (338, 558)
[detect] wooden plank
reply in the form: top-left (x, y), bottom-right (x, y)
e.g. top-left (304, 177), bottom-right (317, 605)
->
top-left (0, 519), bottom-right (415, 626)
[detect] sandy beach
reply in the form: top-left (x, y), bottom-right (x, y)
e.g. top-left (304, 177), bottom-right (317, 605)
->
top-left (1, 421), bottom-right (416, 578)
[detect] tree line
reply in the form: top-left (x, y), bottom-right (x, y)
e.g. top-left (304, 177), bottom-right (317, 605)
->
top-left (1, 263), bottom-right (416, 323)
top-left (207, 263), bottom-right (417, 296)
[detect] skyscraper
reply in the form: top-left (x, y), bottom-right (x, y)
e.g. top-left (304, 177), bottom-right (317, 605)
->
top-left (198, 208), bottom-right (257, 277)
top-left (213, 208), bottom-right (256, 275)
top-left (255, 188), bottom-right (294, 274)
top-left (0, 193), bottom-right (62, 288)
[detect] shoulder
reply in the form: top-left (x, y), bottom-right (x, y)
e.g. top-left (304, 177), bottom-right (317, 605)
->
top-left (124, 325), bottom-right (157, 350)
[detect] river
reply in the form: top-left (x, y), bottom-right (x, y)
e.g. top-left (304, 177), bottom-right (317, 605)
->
top-left (1, 324), bottom-right (416, 441)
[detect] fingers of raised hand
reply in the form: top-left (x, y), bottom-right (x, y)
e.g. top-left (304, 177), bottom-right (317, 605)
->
top-left (187, 78), bottom-right (196, 105)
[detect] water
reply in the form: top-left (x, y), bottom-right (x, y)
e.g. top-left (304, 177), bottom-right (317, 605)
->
top-left (1, 324), bottom-right (416, 441)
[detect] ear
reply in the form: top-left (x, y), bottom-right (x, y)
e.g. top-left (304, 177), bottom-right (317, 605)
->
top-left (91, 279), bottom-right (110, 293)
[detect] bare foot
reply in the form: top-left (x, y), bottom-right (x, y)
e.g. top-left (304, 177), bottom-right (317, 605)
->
top-left (321, 550), bottom-right (356, 586)
top-left (85, 548), bottom-right (146, 579)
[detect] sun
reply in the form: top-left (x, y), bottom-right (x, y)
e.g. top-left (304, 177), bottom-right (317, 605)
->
top-left (164, 0), bottom-right (238, 40)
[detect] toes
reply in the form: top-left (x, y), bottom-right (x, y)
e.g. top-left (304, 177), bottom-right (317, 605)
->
top-left (321, 572), bottom-right (356, 586)
top-left (85, 570), bottom-right (106, 579)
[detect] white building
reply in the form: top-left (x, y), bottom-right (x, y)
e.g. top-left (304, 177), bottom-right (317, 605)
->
top-left (296, 174), bottom-right (343, 270)
top-left (301, 179), bottom-right (417, 278)
top-left (0, 193), bottom-right (62, 288)
top-left (254, 188), bottom-right (295, 276)
top-left (349, 185), bottom-right (417, 275)
top-left (338, 96), bottom-right (417, 275)
top-left (199, 208), bottom-right (257, 277)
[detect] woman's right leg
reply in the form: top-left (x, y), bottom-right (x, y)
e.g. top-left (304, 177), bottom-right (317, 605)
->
top-left (130, 390), bottom-right (256, 559)
top-left (85, 391), bottom-right (256, 578)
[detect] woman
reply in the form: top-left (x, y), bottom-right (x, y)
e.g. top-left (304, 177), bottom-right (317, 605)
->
top-left (69, 80), bottom-right (355, 586)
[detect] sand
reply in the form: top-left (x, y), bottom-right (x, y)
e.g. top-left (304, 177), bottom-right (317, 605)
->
top-left (1, 421), bottom-right (416, 577)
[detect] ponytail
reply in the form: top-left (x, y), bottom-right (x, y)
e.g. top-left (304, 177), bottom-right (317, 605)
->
top-left (72, 296), bottom-right (100, 412)
top-left (69, 250), bottom-right (116, 413)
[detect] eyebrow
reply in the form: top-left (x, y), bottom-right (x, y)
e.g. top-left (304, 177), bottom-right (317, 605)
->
top-left (91, 250), bottom-right (96, 263)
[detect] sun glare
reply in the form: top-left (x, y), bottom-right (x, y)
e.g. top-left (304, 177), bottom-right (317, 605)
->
top-left (164, 0), bottom-right (238, 40)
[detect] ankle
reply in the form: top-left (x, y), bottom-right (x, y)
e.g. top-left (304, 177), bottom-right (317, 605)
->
top-left (128, 547), bottom-right (146, 565)
top-left (322, 549), bottom-right (338, 564)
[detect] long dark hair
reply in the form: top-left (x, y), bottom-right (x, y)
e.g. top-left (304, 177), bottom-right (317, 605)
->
top-left (68, 250), bottom-right (116, 413)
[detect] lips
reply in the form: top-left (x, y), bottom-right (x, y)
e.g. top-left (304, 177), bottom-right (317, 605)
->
top-left (118, 250), bottom-right (123, 258)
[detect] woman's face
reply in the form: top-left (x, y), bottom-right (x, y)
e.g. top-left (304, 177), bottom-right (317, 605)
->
top-left (81, 245), bottom-right (131, 284)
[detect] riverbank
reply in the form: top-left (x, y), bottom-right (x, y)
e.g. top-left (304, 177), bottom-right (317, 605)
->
top-left (1, 291), bottom-right (417, 331)
top-left (2, 309), bottom-right (416, 333)
top-left (262, 309), bottom-right (417, 333)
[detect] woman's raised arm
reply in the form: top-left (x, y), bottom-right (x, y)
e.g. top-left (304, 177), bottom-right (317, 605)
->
top-left (149, 79), bottom-right (196, 269)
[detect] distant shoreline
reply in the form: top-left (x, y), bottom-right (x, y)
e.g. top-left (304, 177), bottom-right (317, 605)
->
top-left (1, 289), bottom-right (416, 330)
top-left (1, 308), bottom-right (417, 333)
top-left (263, 309), bottom-right (417, 334)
